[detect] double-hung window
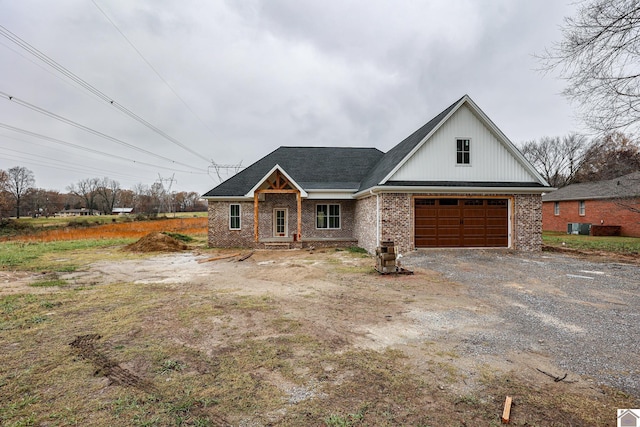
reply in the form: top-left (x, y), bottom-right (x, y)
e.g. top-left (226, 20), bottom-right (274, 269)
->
top-left (316, 204), bottom-right (340, 229)
top-left (229, 204), bottom-right (241, 230)
top-left (554, 202), bottom-right (560, 216)
top-left (456, 139), bottom-right (470, 164)
top-left (578, 200), bottom-right (585, 216)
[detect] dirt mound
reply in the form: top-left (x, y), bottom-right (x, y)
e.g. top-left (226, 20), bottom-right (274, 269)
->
top-left (125, 232), bottom-right (188, 252)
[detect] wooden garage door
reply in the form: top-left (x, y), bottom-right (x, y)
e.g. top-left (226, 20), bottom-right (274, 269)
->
top-left (415, 198), bottom-right (508, 248)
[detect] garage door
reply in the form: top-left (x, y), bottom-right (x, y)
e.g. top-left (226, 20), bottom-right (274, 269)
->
top-left (415, 198), bottom-right (508, 248)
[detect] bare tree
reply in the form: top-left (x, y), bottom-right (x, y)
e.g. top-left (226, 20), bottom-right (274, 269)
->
top-left (95, 177), bottom-right (121, 214)
top-left (0, 169), bottom-right (9, 218)
top-left (6, 166), bottom-right (35, 218)
top-left (67, 177), bottom-right (100, 214)
top-left (614, 174), bottom-right (640, 213)
top-left (573, 132), bottom-right (640, 182)
top-left (520, 133), bottom-right (588, 187)
top-left (540, 0), bottom-right (640, 134)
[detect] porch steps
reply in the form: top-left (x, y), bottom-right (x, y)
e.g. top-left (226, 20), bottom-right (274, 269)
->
top-left (264, 242), bottom-right (291, 250)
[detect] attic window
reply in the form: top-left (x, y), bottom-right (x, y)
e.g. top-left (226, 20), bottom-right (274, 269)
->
top-left (456, 139), bottom-right (470, 164)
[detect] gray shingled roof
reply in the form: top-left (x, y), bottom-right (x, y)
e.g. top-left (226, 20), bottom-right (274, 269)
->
top-left (203, 94), bottom-right (547, 198)
top-left (202, 146), bottom-right (384, 197)
top-left (542, 172), bottom-right (640, 202)
top-left (356, 96), bottom-right (464, 192)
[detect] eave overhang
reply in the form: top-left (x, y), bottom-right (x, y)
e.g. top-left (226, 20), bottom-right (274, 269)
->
top-left (354, 184), bottom-right (552, 199)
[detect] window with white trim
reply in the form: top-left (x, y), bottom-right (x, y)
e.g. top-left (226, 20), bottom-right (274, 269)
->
top-left (456, 138), bottom-right (470, 164)
top-left (316, 204), bottom-right (340, 229)
top-left (229, 204), bottom-right (241, 229)
top-left (578, 200), bottom-right (585, 216)
top-left (554, 202), bottom-right (560, 216)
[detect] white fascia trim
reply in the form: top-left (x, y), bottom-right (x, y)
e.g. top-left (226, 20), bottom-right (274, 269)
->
top-left (378, 96), bottom-right (467, 186)
top-left (244, 164), bottom-right (308, 198)
top-left (355, 185), bottom-right (550, 197)
top-left (306, 189), bottom-right (357, 200)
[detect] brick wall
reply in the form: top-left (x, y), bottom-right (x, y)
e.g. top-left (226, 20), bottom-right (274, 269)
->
top-left (379, 193), bottom-right (413, 254)
top-left (376, 192), bottom-right (543, 252)
top-left (301, 199), bottom-right (356, 239)
top-left (513, 194), bottom-right (543, 251)
top-left (207, 200), bottom-right (255, 247)
top-left (354, 195), bottom-right (378, 253)
top-left (208, 196), bottom-right (357, 248)
top-left (209, 192), bottom-right (545, 251)
top-left (543, 198), bottom-right (640, 237)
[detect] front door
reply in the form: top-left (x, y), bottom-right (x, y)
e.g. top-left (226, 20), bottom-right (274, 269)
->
top-left (273, 208), bottom-right (288, 237)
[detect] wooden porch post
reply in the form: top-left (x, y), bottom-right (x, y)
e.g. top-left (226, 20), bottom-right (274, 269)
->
top-left (254, 192), bottom-right (259, 242)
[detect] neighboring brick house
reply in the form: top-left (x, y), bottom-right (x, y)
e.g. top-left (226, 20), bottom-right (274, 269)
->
top-left (542, 172), bottom-right (640, 237)
top-left (203, 95), bottom-right (550, 253)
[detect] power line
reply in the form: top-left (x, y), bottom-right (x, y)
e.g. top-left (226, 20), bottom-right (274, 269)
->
top-left (92, 0), bottom-right (219, 139)
top-left (0, 122), bottom-right (208, 175)
top-left (0, 23), bottom-right (211, 163)
top-left (0, 145), bottom-right (150, 182)
top-left (0, 91), bottom-right (208, 172)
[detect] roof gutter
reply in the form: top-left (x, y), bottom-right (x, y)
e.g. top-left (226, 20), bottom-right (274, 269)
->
top-left (354, 185), bottom-right (552, 198)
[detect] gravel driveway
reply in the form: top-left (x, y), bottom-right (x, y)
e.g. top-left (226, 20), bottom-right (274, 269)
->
top-left (403, 249), bottom-right (640, 397)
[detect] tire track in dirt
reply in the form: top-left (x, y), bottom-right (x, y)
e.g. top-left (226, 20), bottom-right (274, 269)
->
top-left (69, 334), bottom-right (231, 426)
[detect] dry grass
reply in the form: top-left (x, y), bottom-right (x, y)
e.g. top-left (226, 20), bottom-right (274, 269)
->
top-left (3, 217), bottom-right (207, 243)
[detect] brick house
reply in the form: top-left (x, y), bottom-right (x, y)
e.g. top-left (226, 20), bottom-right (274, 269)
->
top-left (203, 95), bottom-right (550, 253)
top-left (542, 172), bottom-right (640, 237)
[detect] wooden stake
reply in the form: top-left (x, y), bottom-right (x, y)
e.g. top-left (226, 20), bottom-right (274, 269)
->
top-left (502, 396), bottom-right (512, 424)
top-left (238, 251), bottom-right (254, 261)
top-left (197, 253), bottom-right (241, 263)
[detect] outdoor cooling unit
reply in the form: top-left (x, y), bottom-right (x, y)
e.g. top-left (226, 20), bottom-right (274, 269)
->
top-left (567, 223), bottom-right (591, 235)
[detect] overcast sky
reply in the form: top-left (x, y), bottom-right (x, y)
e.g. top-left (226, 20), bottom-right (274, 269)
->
top-left (0, 0), bottom-right (581, 194)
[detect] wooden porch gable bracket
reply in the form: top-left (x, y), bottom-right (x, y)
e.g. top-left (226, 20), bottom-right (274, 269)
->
top-left (253, 171), bottom-right (302, 242)
top-left (267, 170), bottom-right (294, 190)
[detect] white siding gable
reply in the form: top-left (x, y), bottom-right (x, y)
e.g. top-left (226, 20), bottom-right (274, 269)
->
top-left (389, 104), bottom-right (537, 183)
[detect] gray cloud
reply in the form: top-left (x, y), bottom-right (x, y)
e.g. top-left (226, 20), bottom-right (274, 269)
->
top-left (0, 0), bottom-right (580, 193)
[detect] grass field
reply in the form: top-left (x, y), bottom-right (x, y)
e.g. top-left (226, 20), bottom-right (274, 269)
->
top-left (543, 231), bottom-right (640, 254)
top-left (0, 216), bottom-right (208, 272)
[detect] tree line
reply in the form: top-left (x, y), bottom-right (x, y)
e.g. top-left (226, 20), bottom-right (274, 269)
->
top-left (0, 167), bottom-right (206, 219)
top-left (520, 131), bottom-right (640, 188)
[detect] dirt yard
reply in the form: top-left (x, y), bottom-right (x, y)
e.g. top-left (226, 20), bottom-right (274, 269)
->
top-left (1, 247), bottom-right (638, 426)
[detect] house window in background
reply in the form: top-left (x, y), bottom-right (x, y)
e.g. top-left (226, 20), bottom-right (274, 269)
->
top-left (578, 200), bottom-right (585, 216)
top-left (554, 202), bottom-right (560, 215)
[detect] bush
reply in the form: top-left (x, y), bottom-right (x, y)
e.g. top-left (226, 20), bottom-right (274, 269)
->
top-left (0, 219), bottom-right (34, 236)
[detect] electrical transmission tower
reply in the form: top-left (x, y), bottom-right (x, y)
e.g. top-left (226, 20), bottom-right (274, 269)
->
top-left (208, 160), bottom-right (244, 183)
top-left (156, 173), bottom-right (176, 216)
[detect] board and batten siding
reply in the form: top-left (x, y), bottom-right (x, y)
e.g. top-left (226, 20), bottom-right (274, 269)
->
top-left (390, 104), bottom-right (534, 183)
